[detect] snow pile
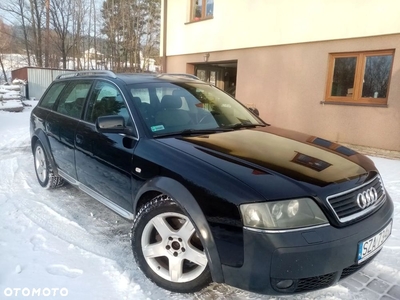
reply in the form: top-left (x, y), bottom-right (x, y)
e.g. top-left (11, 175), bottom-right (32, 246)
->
top-left (0, 82), bottom-right (26, 112)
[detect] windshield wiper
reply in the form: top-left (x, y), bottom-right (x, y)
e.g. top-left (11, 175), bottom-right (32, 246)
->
top-left (225, 123), bottom-right (267, 130)
top-left (154, 128), bottom-right (233, 138)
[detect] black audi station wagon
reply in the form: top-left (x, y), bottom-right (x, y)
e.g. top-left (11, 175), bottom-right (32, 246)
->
top-left (30, 71), bottom-right (393, 295)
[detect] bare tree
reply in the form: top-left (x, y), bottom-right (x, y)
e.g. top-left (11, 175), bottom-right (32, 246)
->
top-left (72, 0), bottom-right (88, 70)
top-left (29, 0), bottom-right (44, 67)
top-left (141, 0), bottom-right (160, 71)
top-left (0, 0), bottom-right (161, 72)
top-left (44, 0), bottom-right (50, 67)
top-left (0, 0), bottom-right (34, 66)
top-left (49, 0), bottom-right (71, 68)
top-left (101, 0), bottom-right (123, 71)
top-left (101, 0), bottom-right (160, 72)
top-left (0, 20), bottom-right (12, 82)
top-left (49, 0), bottom-right (82, 69)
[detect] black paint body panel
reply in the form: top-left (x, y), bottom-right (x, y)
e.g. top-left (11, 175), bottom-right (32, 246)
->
top-left (29, 73), bottom-right (393, 295)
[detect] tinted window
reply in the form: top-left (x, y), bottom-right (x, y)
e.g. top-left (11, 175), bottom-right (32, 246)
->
top-left (55, 81), bottom-right (92, 118)
top-left (39, 82), bottom-right (67, 109)
top-left (85, 81), bottom-right (131, 125)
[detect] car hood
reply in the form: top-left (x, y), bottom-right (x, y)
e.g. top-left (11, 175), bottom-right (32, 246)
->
top-left (157, 126), bottom-right (377, 199)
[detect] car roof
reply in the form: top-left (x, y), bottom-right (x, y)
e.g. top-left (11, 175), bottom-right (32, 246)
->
top-left (55, 71), bottom-right (204, 85)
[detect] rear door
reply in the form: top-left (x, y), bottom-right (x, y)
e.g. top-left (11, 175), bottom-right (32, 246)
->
top-left (46, 80), bottom-right (92, 179)
top-left (34, 81), bottom-right (68, 146)
top-left (75, 80), bottom-right (137, 213)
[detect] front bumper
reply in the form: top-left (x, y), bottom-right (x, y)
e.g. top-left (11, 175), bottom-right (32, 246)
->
top-left (221, 194), bottom-right (394, 295)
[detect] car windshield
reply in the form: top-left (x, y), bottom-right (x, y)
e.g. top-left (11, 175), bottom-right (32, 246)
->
top-left (128, 81), bottom-right (264, 137)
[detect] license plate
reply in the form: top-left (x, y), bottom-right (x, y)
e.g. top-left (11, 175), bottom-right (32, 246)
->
top-left (357, 221), bottom-right (392, 264)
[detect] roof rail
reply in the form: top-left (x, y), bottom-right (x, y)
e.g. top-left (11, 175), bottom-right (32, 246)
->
top-left (157, 73), bottom-right (200, 80)
top-left (56, 70), bottom-right (117, 79)
top-left (56, 73), bottom-right (78, 79)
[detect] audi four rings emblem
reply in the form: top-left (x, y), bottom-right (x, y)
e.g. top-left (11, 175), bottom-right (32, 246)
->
top-left (357, 187), bottom-right (378, 209)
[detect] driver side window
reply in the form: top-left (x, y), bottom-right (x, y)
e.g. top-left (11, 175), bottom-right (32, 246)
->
top-left (85, 81), bottom-right (131, 125)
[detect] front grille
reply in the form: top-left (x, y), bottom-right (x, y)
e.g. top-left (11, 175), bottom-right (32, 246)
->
top-left (327, 175), bottom-right (386, 223)
top-left (340, 251), bottom-right (380, 279)
top-left (295, 273), bottom-right (336, 293)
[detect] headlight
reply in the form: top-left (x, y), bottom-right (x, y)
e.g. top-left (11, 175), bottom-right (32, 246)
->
top-left (240, 198), bottom-right (328, 230)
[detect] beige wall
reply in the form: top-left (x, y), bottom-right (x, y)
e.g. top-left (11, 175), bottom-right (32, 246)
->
top-left (162, 0), bottom-right (400, 56)
top-left (165, 34), bottom-right (400, 151)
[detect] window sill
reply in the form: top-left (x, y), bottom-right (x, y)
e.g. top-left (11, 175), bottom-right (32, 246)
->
top-left (320, 101), bottom-right (388, 108)
top-left (185, 16), bottom-right (213, 25)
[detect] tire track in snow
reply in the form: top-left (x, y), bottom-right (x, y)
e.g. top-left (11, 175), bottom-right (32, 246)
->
top-left (5, 147), bottom-right (134, 268)
top-left (0, 154), bottom-right (19, 194)
top-left (5, 149), bottom-right (186, 300)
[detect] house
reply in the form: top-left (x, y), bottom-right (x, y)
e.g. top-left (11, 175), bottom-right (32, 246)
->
top-left (160, 0), bottom-right (400, 151)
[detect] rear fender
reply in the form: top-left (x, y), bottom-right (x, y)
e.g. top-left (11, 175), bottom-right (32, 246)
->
top-left (32, 129), bottom-right (59, 176)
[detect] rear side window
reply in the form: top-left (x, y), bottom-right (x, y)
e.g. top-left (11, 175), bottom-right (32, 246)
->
top-left (55, 81), bottom-right (92, 119)
top-left (39, 82), bottom-right (67, 109)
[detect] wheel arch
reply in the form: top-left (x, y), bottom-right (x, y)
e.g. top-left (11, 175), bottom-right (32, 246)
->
top-left (32, 129), bottom-right (59, 176)
top-left (133, 176), bottom-right (224, 283)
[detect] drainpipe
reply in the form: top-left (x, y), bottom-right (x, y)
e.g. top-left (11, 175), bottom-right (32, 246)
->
top-left (162, 0), bottom-right (168, 73)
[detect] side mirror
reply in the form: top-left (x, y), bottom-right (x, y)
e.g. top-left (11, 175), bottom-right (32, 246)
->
top-left (248, 107), bottom-right (259, 116)
top-left (96, 115), bottom-right (131, 135)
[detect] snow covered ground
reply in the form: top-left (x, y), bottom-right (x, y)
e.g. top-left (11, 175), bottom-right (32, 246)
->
top-left (0, 103), bottom-right (399, 300)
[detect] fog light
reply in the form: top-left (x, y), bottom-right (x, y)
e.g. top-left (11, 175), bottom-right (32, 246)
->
top-left (276, 279), bottom-right (294, 289)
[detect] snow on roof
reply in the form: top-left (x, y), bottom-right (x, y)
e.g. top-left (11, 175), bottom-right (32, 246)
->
top-left (12, 78), bottom-right (27, 85)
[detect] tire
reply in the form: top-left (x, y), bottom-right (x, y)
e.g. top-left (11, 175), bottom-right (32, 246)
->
top-left (131, 195), bottom-right (212, 293)
top-left (33, 141), bottom-right (64, 189)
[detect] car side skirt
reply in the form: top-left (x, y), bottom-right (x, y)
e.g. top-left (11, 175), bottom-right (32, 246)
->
top-left (58, 169), bottom-right (134, 220)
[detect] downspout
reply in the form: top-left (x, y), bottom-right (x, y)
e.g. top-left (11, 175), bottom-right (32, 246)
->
top-left (162, 0), bottom-right (168, 72)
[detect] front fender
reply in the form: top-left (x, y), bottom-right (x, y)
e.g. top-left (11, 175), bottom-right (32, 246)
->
top-left (32, 129), bottom-right (59, 176)
top-left (134, 176), bottom-right (224, 283)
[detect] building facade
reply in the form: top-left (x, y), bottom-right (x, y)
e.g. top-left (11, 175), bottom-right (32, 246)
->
top-left (161, 0), bottom-right (400, 151)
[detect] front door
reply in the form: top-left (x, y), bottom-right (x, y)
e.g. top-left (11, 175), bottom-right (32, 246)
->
top-left (75, 80), bottom-right (137, 213)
